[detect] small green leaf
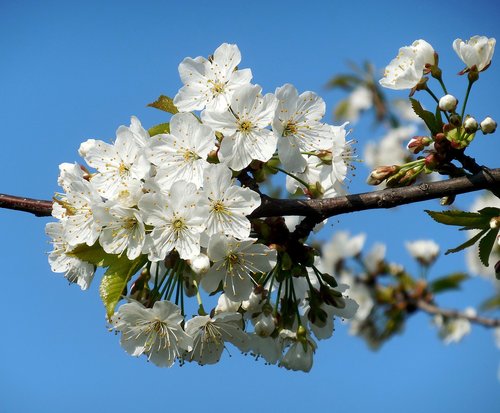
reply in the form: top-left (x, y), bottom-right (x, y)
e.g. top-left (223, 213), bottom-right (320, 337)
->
top-left (68, 242), bottom-right (112, 267)
top-left (445, 228), bottom-right (488, 255)
top-left (425, 209), bottom-right (490, 229)
top-left (147, 95), bottom-right (179, 114)
top-left (410, 98), bottom-right (438, 134)
top-left (429, 273), bottom-right (468, 293)
top-left (478, 207), bottom-right (500, 218)
top-left (478, 228), bottom-right (499, 267)
top-left (148, 122), bottom-right (170, 136)
top-left (99, 255), bottom-right (148, 319)
top-left (480, 294), bottom-right (500, 311)
top-left (325, 75), bottom-right (362, 90)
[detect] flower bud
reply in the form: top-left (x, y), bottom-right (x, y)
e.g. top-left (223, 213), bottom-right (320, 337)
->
top-left (407, 136), bottom-right (432, 154)
top-left (480, 116), bottom-right (497, 134)
top-left (490, 216), bottom-right (500, 229)
top-left (439, 94), bottom-right (458, 112)
top-left (463, 116), bottom-right (478, 134)
top-left (449, 114), bottom-right (462, 127)
top-left (253, 313), bottom-right (276, 337)
top-left (187, 253), bottom-right (211, 275)
top-left (366, 165), bottom-right (399, 185)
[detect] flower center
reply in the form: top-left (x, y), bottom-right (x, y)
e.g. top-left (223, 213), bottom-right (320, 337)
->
top-left (143, 319), bottom-right (171, 351)
top-left (183, 149), bottom-right (199, 163)
top-left (172, 218), bottom-right (185, 232)
top-left (118, 162), bottom-right (130, 177)
top-left (283, 121), bottom-right (298, 137)
top-left (238, 120), bottom-right (252, 132)
top-left (211, 81), bottom-right (225, 95)
top-left (212, 200), bottom-right (226, 213)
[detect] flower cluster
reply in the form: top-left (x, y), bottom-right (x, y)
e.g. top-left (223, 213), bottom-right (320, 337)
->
top-left (368, 35), bottom-right (496, 188)
top-left (45, 43), bottom-right (357, 372)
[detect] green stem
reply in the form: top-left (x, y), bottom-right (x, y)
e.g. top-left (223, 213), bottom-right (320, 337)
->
top-left (270, 165), bottom-right (310, 189)
top-left (460, 80), bottom-right (474, 120)
top-left (437, 77), bottom-right (448, 95)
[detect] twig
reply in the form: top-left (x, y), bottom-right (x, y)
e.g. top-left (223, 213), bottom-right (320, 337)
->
top-left (417, 300), bottom-right (500, 328)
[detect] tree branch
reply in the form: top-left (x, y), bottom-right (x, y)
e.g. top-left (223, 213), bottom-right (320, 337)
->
top-left (1, 168), bottom-right (499, 219)
top-left (417, 299), bottom-right (500, 328)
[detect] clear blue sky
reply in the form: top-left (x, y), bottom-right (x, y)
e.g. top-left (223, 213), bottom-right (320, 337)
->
top-left (1, 1), bottom-right (499, 412)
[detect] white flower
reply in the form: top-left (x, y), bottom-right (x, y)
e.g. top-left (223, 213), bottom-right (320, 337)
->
top-left (453, 36), bottom-right (496, 72)
top-left (199, 164), bottom-right (261, 239)
top-left (79, 119), bottom-right (150, 201)
top-left (59, 173), bottom-right (104, 248)
top-left (252, 312), bottom-right (276, 337)
top-left (363, 243), bottom-right (386, 274)
top-left (433, 307), bottom-right (475, 344)
top-left (202, 83), bottom-right (278, 171)
top-left (147, 112), bottom-right (215, 189)
top-left (174, 43), bottom-right (252, 112)
top-left (273, 84), bottom-right (332, 173)
top-left (184, 312), bottom-right (248, 365)
top-left (187, 253), bottom-right (211, 275)
top-left (201, 234), bottom-right (277, 301)
top-left (94, 202), bottom-right (146, 260)
top-left (279, 328), bottom-right (317, 372)
top-left (111, 300), bottom-right (193, 367)
top-left (379, 39), bottom-right (436, 90)
top-left (139, 181), bottom-right (208, 261)
top-left (45, 221), bottom-right (95, 290)
top-left (322, 231), bottom-right (366, 268)
top-left (339, 85), bottom-right (373, 123)
top-left (405, 239), bottom-right (440, 266)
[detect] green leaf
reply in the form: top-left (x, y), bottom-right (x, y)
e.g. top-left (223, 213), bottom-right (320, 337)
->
top-left (429, 272), bottom-right (468, 293)
top-left (410, 98), bottom-right (438, 134)
top-left (325, 74), bottom-right (362, 90)
top-left (148, 122), bottom-right (170, 136)
top-left (147, 95), bottom-right (179, 114)
top-left (445, 228), bottom-right (488, 255)
top-left (478, 207), bottom-right (500, 218)
top-left (68, 242), bottom-right (112, 267)
top-left (99, 255), bottom-right (148, 319)
top-left (480, 294), bottom-right (500, 311)
top-left (478, 228), bottom-right (499, 267)
top-left (425, 209), bottom-right (490, 229)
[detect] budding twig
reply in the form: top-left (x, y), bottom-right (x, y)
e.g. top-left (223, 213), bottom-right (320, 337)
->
top-left (417, 300), bottom-right (500, 328)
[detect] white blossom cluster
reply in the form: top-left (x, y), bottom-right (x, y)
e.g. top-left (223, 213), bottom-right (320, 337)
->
top-left (45, 43), bottom-right (357, 372)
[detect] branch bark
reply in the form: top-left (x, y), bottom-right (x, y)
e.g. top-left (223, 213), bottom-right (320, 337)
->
top-left (1, 168), bottom-right (499, 219)
top-left (417, 299), bottom-right (500, 328)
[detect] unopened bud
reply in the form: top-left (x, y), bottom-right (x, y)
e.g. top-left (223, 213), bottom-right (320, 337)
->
top-left (439, 94), bottom-right (458, 112)
top-left (366, 165), bottom-right (399, 185)
top-left (463, 116), bottom-right (478, 134)
top-left (407, 136), bottom-right (432, 154)
top-left (424, 152), bottom-right (440, 169)
top-left (480, 116), bottom-right (497, 134)
top-left (187, 253), bottom-right (211, 275)
top-left (440, 195), bottom-right (456, 206)
top-left (449, 114), bottom-right (462, 127)
top-left (490, 216), bottom-right (500, 229)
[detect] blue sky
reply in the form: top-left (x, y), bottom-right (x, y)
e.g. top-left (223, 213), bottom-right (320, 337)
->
top-left (0, 1), bottom-right (499, 412)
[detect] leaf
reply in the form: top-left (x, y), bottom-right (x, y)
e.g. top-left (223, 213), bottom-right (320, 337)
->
top-left (410, 98), bottom-right (438, 134)
top-left (480, 294), bottom-right (500, 311)
top-left (325, 74), bottom-right (362, 90)
top-left (478, 228), bottom-right (499, 267)
top-left (425, 210), bottom-right (490, 229)
top-left (478, 207), bottom-right (500, 218)
top-left (147, 95), bottom-right (179, 114)
top-left (68, 242), bottom-right (113, 267)
top-left (429, 273), bottom-right (468, 293)
top-left (445, 228), bottom-right (488, 255)
top-left (148, 122), bottom-right (170, 136)
top-left (99, 255), bottom-right (148, 319)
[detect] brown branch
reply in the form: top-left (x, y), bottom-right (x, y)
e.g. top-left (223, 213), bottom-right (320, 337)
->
top-left (1, 168), bottom-right (500, 219)
top-left (0, 194), bottom-right (53, 217)
top-left (417, 299), bottom-right (500, 328)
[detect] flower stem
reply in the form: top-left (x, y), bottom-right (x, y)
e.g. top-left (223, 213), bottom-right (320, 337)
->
top-left (270, 165), bottom-right (310, 189)
top-left (460, 79), bottom-right (474, 120)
